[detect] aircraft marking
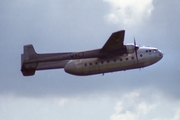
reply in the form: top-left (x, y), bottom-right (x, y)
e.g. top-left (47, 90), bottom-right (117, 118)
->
top-left (78, 52), bottom-right (84, 57)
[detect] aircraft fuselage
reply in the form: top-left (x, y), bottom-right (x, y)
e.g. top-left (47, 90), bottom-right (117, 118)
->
top-left (64, 47), bottom-right (163, 75)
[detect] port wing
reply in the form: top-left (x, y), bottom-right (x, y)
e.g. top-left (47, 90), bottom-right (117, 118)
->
top-left (100, 30), bottom-right (125, 52)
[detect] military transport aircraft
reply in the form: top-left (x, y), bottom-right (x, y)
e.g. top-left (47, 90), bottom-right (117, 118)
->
top-left (21, 30), bottom-right (163, 76)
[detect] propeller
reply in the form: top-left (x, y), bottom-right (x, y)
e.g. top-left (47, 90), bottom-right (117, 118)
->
top-left (134, 37), bottom-right (139, 64)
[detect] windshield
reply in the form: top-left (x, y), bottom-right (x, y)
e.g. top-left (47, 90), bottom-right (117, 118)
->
top-left (153, 49), bottom-right (158, 52)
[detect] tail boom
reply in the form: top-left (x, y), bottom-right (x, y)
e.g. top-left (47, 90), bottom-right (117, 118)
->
top-left (21, 44), bottom-right (70, 76)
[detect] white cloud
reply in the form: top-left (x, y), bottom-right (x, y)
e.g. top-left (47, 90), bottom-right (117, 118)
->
top-left (111, 111), bottom-right (138, 120)
top-left (110, 92), bottom-right (155, 120)
top-left (104, 0), bottom-right (154, 26)
top-left (173, 108), bottom-right (180, 120)
top-left (1, 89), bottom-right (180, 120)
top-left (58, 98), bottom-right (69, 106)
top-left (110, 90), bottom-right (180, 120)
top-left (0, 95), bottom-right (113, 120)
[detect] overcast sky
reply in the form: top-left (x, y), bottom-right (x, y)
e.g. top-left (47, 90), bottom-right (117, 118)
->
top-left (1, 0), bottom-right (180, 120)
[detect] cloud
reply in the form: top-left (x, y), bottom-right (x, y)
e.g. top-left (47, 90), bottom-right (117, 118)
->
top-left (58, 98), bottom-right (69, 106)
top-left (1, 88), bottom-right (180, 120)
top-left (104, 0), bottom-right (154, 26)
top-left (174, 109), bottom-right (180, 120)
top-left (110, 89), bottom-right (180, 120)
top-left (0, 94), bottom-right (113, 120)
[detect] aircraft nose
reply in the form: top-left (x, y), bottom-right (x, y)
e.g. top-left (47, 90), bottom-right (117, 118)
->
top-left (158, 51), bottom-right (163, 60)
top-left (64, 61), bottom-right (79, 75)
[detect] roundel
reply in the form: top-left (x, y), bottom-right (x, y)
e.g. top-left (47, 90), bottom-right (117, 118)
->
top-left (78, 52), bottom-right (84, 57)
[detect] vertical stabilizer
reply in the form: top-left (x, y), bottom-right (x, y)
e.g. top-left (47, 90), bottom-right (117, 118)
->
top-left (21, 44), bottom-right (38, 76)
top-left (23, 44), bottom-right (38, 60)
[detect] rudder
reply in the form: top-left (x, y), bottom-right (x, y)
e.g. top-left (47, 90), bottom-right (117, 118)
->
top-left (23, 44), bottom-right (38, 60)
top-left (21, 44), bottom-right (38, 76)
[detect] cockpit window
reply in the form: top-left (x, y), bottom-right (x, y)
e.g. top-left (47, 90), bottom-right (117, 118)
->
top-left (153, 49), bottom-right (158, 52)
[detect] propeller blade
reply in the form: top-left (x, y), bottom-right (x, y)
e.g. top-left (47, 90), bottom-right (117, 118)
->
top-left (134, 37), bottom-right (139, 64)
top-left (134, 37), bottom-right (136, 46)
top-left (135, 48), bottom-right (139, 64)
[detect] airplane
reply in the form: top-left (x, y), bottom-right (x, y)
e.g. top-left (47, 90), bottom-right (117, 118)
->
top-left (21, 30), bottom-right (163, 76)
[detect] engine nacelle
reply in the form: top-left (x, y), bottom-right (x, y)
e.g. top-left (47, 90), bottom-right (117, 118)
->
top-left (125, 44), bottom-right (135, 54)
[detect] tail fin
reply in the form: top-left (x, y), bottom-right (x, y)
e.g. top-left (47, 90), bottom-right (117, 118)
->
top-left (21, 44), bottom-right (38, 76)
top-left (23, 44), bottom-right (38, 60)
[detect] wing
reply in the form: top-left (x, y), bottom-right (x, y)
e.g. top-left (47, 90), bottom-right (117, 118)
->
top-left (100, 30), bottom-right (125, 52)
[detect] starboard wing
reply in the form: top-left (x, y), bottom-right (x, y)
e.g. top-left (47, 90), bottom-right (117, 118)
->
top-left (100, 30), bottom-right (125, 52)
